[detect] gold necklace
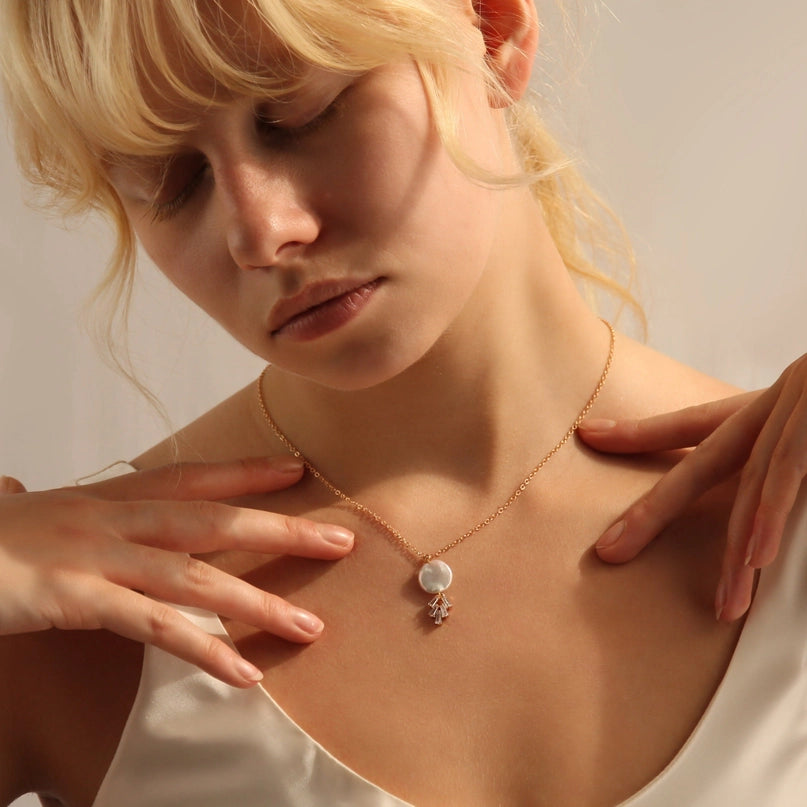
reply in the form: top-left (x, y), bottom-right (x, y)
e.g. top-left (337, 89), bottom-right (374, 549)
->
top-left (257, 320), bottom-right (615, 625)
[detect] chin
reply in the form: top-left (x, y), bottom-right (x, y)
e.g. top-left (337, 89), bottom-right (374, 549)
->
top-left (277, 336), bottom-right (437, 393)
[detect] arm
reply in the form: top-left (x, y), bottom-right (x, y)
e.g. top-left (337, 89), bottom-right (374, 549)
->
top-left (579, 353), bottom-right (807, 621)
top-left (0, 456), bottom-right (354, 688)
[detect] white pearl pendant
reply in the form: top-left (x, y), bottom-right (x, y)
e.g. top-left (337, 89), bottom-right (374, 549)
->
top-left (418, 560), bottom-right (453, 625)
top-left (418, 559), bottom-right (452, 593)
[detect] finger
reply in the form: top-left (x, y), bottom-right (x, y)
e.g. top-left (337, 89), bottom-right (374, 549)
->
top-left (69, 583), bottom-right (267, 688)
top-left (112, 545), bottom-right (325, 645)
top-left (715, 379), bottom-right (806, 621)
top-left (746, 387), bottom-right (807, 568)
top-left (0, 476), bottom-right (27, 494)
top-left (82, 456), bottom-right (305, 502)
top-left (723, 385), bottom-right (798, 564)
top-left (716, 381), bottom-right (805, 619)
top-left (717, 462), bottom-right (769, 621)
top-left (579, 391), bottom-right (761, 453)
top-left (596, 398), bottom-right (770, 563)
top-left (716, 565), bottom-right (756, 623)
top-left (111, 499), bottom-right (354, 558)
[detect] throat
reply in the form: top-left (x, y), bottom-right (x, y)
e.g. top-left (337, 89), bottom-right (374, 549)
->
top-left (255, 316), bottom-right (614, 499)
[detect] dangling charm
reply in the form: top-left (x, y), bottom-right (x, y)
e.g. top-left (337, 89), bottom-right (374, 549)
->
top-left (427, 592), bottom-right (452, 625)
top-left (418, 559), bottom-right (453, 625)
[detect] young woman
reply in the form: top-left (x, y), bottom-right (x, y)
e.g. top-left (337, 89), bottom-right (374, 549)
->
top-left (1, 1), bottom-right (806, 805)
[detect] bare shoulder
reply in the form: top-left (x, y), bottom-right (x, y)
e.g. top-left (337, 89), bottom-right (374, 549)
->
top-left (608, 332), bottom-right (743, 418)
top-left (133, 380), bottom-right (270, 471)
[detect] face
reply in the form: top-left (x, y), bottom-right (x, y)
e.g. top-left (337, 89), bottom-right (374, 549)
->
top-left (109, 42), bottom-right (515, 391)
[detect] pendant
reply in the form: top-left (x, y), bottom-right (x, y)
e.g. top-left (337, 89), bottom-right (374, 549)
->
top-left (418, 559), bottom-right (453, 625)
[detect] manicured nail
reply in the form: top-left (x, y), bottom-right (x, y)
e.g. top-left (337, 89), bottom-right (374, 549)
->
top-left (579, 418), bottom-right (617, 433)
top-left (596, 520), bottom-right (625, 550)
top-left (715, 578), bottom-right (728, 621)
top-left (234, 657), bottom-right (264, 684)
top-left (269, 456), bottom-right (305, 474)
top-left (317, 524), bottom-right (354, 549)
top-left (744, 531), bottom-right (759, 567)
top-left (0, 476), bottom-right (24, 494)
top-left (294, 610), bottom-right (325, 636)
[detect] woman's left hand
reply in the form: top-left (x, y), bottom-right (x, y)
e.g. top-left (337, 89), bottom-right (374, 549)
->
top-left (578, 354), bottom-right (807, 623)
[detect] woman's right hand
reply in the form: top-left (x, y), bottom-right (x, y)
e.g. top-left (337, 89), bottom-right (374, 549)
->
top-left (0, 457), bottom-right (353, 688)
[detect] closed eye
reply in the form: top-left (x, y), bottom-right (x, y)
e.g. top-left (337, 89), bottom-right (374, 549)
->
top-left (144, 78), bottom-right (355, 222)
top-left (148, 154), bottom-right (210, 223)
top-left (255, 82), bottom-right (351, 143)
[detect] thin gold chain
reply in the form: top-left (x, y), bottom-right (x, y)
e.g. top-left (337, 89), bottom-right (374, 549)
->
top-left (257, 320), bottom-right (615, 566)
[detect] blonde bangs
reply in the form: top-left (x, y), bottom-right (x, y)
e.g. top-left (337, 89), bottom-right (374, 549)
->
top-left (3, 0), bottom-right (480, 175)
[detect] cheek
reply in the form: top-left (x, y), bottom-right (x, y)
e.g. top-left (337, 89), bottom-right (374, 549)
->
top-left (332, 98), bottom-right (496, 258)
top-left (132, 217), bottom-right (273, 360)
top-left (132, 215), bottom-right (235, 315)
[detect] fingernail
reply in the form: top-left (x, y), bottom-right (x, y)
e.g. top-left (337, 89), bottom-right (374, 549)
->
top-left (715, 578), bottom-right (728, 621)
top-left (744, 531), bottom-right (759, 567)
top-left (235, 657), bottom-right (264, 684)
top-left (270, 456), bottom-right (305, 474)
top-left (596, 520), bottom-right (625, 550)
top-left (0, 475), bottom-right (23, 494)
top-left (579, 418), bottom-right (617, 433)
top-left (317, 524), bottom-right (354, 549)
top-left (294, 610), bottom-right (325, 636)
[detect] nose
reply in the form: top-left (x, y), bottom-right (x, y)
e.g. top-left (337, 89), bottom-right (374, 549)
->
top-left (218, 154), bottom-right (321, 270)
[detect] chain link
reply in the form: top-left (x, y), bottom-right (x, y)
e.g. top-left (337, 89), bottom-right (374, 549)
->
top-left (257, 320), bottom-right (615, 566)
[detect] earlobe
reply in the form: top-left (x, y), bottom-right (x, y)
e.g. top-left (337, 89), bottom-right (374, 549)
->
top-left (473, 0), bottom-right (539, 106)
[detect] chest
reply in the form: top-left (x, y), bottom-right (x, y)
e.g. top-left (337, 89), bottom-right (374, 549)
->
top-left (217, 492), bottom-right (742, 807)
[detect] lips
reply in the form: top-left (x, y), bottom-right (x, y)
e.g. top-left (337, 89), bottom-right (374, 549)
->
top-left (268, 277), bottom-right (382, 340)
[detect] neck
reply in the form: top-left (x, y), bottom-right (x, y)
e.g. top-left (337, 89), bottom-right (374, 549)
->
top-left (260, 194), bottom-right (614, 499)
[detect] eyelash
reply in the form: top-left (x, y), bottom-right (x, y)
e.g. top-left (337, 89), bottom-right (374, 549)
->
top-left (258, 94), bottom-right (343, 141)
top-left (149, 162), bottom-right (209, 223)
top-left (148, 91), bottom-right (345, 224)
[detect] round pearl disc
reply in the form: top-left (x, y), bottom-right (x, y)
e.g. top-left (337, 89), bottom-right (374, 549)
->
top-left (418, 559), bottom-right (453, 594)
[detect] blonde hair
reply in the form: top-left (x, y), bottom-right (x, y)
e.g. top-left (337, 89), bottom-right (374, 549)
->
top-left (0, 0), bottom-right (643, 378)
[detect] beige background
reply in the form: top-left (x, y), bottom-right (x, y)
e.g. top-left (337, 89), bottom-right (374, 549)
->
top-left (4, 1), bottom-right (806, 802)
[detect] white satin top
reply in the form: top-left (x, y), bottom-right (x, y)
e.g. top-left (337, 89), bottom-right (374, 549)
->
top-left (88, 464), bottom-right (807, 806)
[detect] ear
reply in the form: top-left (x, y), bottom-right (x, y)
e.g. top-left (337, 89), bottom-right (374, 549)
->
top-left (473, 0), bottom-right (539, 106)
